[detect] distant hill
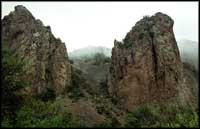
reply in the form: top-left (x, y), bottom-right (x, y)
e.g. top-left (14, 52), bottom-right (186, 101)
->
top-left (69, 46), bottom-right (111, 59)
top-left (177, 39), bottom-right (198, 70)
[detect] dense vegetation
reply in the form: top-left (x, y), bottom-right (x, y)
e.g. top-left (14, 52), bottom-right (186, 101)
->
top-left (2, 96), bottom-right (88, 128)
top-left (66, 67), bottom-right (86, 101)
top-left (92, 53), bottom-right (111, 65)
top-left (124, 104), bottom-right (198, 128)
top-left (78, 52), bottom-right (111, 65)
top-left (1, 48), bottom-right (28, 126)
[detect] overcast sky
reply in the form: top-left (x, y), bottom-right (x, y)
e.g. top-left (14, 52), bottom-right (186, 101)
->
top-left (1, 2), bottom-right (198, 52)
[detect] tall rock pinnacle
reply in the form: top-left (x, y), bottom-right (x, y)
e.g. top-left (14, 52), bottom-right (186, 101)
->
top-left (2, 5), bottom-right (72, 96)
top-left (108, 12), bottom-right (183, 110)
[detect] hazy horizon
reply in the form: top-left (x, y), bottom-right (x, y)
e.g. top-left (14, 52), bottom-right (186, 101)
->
top-left (2, 2), bottom-right (198, 52)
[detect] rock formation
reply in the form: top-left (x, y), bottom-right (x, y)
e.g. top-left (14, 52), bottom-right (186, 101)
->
top-left (108, 12), bottom-right (183, 110)
top-left (2, 5), bottom-right (71, 96)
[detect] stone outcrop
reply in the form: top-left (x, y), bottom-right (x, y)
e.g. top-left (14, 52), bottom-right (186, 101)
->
top-left (108, 12), bottom-right (183, 110)
top-left (2, 5), bottom-right (71, 96)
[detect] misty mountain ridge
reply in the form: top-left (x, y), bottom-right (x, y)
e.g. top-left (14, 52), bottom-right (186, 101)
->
top-left (69, 46), bottom-right (111, 59)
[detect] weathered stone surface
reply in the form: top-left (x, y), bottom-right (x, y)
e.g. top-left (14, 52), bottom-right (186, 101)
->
top-left (108, 12), bottom-right (183, 110)
top-left (2, 5), bottom-right (71, 96)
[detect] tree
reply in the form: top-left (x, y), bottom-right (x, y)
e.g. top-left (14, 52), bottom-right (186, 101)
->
top-left (1, 48), bottom-right (28, 124)
top-left (93, 53), bottom-right (110, 65)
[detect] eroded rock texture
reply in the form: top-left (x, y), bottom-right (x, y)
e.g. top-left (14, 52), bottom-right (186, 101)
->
top-left (108, 12), bottom-right (183, 110)
top-left (2, 5), bottom-right (71, 96)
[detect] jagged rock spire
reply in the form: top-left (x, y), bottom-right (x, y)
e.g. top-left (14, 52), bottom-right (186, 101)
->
top-left (108, 12), bottom-right (183, 110)
top-left (2, 5), bottom-right (71, 96)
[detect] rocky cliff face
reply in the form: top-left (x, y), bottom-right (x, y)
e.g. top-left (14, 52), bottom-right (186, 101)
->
top-left (108, 12), bottom-right (183, 110)
top-left (2, 5), bottom-right (71, 96)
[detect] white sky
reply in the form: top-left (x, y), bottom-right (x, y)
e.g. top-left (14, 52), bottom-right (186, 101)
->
top-left (1, 2), bottom-right (198, 52)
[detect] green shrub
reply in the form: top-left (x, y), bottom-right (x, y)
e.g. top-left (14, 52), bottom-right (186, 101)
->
top-left (164, 16), bottom-right (171, 23)
top-left (99, 80), bottom-right (109, 96)
top-left (122, 33), bottom-right (132, 49)
top-left (139, 32), bottom-right (145, 39)
top-left (103, 57), bottom-right (111, 63)
top-left (93, 53), bottom-right (106, 65)
top-left (67, 68), bottom-right (85, 101)
top-left (36, 87), bottom-right (56, 101)
top-left (69, 59), bottom-right (74, 64)
top-left (1, 116), bottom-right (13, 128)
top-left (124, 105), bottom-right (159, 128)
top-left (95, 116), bottom-right (121, 128)
top-left (143, 15), bottom-right (150, 19)
top-left (124, 104), bottom-right (199, 128)
top-left (12, 97), bottom-right (79, 128)
top-left (174, 106), bottom-right (199, 128)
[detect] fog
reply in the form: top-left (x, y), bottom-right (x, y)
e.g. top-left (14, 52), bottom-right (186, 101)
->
top-left (1, 2), bottom-right (198, 52)
top-left (177, 39), bottom-right (198, 70)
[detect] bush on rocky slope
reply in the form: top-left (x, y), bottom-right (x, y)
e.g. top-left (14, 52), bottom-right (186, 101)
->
top-left (124, 104), bottom-right (198, 128)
